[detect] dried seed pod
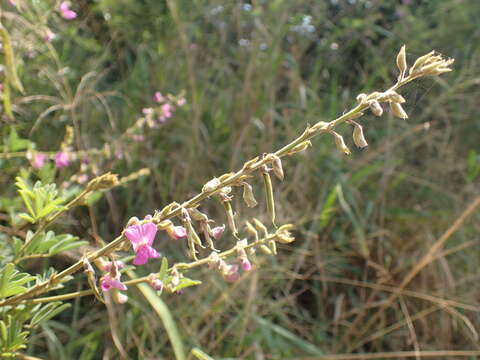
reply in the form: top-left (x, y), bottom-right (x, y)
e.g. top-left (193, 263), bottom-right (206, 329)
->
top-left (200, 221), bottom-right (219, 252)
top-left (396, 45), bottom-right (407, 80)
top-left (188, 207), bottom-right (209, 222)
top-left (390, 102), bottom-right (408, 119)
top-left (368, 100), bottom-right (383, 117)
top-left (271, 155), bottom-right (284, 181)
top-left (268, 239), bottom-right (277, 255)
top-left (242, 182), bottom-right (258, 208)
top-left (352, 122), bottom-right (368, 148)
top-left (409, 51), bottom-right (435, 75)
top-left (83, 258), bottom-right (104, 304)
top-left (222, 200), bottom-right (238, 237)
top-left (261, 169), bottom-right (276, 227)
top-left (331, 131), bottom-right (351, 155)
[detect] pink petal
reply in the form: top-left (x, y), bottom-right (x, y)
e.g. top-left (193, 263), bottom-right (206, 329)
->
top-left (146, 245), bottom-right (160, 259)
top-left (141, 222), bottom-right (158, 246)
top-left (125, 225), bottom-right (143, 249)
top-left (133, 246), bottom-right (150, 265)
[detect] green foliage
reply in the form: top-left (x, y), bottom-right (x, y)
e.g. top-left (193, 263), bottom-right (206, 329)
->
top-left (0, 264), bottom-right (35, 298)
top-left (15, 177), bottom-right (66, 224)
top-left (0, 315), bottom-right (29, 357)
top-left (18, 231), bottom-right (87, 258)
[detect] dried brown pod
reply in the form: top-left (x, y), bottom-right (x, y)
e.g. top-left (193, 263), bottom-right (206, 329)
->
top-left (242, 182), bottom-right (258, 208)
top-left (396, 45), bottom-right (407, 81)
top-left (390, 102), bottom-right (408, 119)
top-left (351, 122), bottom-right (368, 148)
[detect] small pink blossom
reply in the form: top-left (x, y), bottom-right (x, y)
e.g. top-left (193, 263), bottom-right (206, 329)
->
top-left (77, 174), bottom-right (89, 184)
top-left (148, 274), bottom-right (164, 291)
top-left (102, 260), bottom-right (125, 273)
top-left (211, 225), bottom-right (225, 240)
top-left (166, 225), bottom-right (187, 240)
top-left (101, 274), bottom-right (127, 292)
top-left (153, 92), bottom-right (164, 103)
top-left (55, 151), bottom-right (69, 168)
top-left (223, 264), bottom-right (240, 282)
top-left (240, 257), bottom-right (252, 272)
top-left (60, 2), bottom-right (77, 20)
top-left (142, 107), bottom-right (154, 115)
top-left (31, 153), bottom-right (47, 169)
top-left (124, 222), bottom-right (161, 265)
top-left (43, 29), bottom-right (56, 42)
top-left (158, 103), bottom-right (173, 122)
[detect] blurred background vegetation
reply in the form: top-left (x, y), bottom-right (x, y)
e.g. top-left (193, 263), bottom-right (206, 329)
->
top-left (1, 0), bottom-right (480, 358)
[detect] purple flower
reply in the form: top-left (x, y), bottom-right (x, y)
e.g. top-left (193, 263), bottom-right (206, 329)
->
top-left (55, 151), bottom-right (69, 168)
top-left (223, 264), bottom-right (240, 282)
top-left (101, 274), bottom-right (127, 292)
top-left (158, 103), bottom-right (173, 122)
top-left (43, 29), bottom-right (56, 42)
top-left (125, 223), bottom-right (161, 265)
top-left (148, 274), bottom-right (164, 291)
top-left (153, 92), bottom-right (164, 103)
top-left (211, 225), bottom-right (225, 240)
top-left (31, 153), bottom-right (47, 169)
top-left (240, 257), bottom-right (252, 272)
top-left (166, 225), bottom-right (187, 240)
top-left (60, 1), bottom-right (77, 20)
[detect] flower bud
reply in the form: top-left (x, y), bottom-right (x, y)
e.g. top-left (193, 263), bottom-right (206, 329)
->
top-left (166, 224), bottom-right (187, 240)
top-left (396, 45), bottom-right (407, 80)
top-left (211, 224), bottom-right (225, 240)
top-left (390, 102), bottom-right (408, 119)
top-left (368, 100), bottom-right (383, 117)
top-left (240, 257), bottom-right (252, 272)
top-left (331, 131), bottom-right (351, 155)
top-left (148, 274), bottom-right (164, 291)
top-left (202, 177), bottom-right (220, 193)
top-left (352, 122), bottom-right (368, 148)
top-left (356, 93), bottom-right (368, 103)
top-left (385, 91), bottom-right (406, 104)
top-left (242, 182), bottom-right (258, 208)
top-left (271, 155), bottom-right (284, 180)
top-left (112, 291), bottom-right (129, 304)
top-left (286, 140), bottom-right (312, 156)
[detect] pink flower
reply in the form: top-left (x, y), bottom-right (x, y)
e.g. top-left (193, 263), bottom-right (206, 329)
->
top-left (240, 257), bottom-right (252, 272)
top-left (153, 92), bottom-right (164, 103)
top-left (77, 174), bottom-right (89, 184)
top-left (55, 151), bottom-right (69, 168)
top-left (60, 1), bottom-right (77, 20)
top-left (100, 274), bottom-right (127, 292)
top-left (43, 29), bottom-right (56, 42)
top-left (211, 225), bottom-right (225, 240)
top-left (124, 223), bottom-right (161, 265)
top-left (223, 264), bottom-right (240, 282)
top-left (31, 153), bottom-right (47, 169)
top-left (102, 260), bottom-right (125, 273)
top-left (142, 107), bottom-right (154, 115)
top-left (166, 225), bottom-right (187, 240)
top-left (148, 274), bottom-right (164, 291)
top-left (158, 103), bottom-right (173, 122)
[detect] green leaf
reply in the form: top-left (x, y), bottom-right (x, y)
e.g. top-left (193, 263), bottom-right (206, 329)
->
top-left (159, 257), bottom-right (169, 281)
top-left (0, 23), bottom-right (24, 93)
top-left (30, 302), bottom-right (71, 327)
top-left (172, 278), bottom-right (202, 292)
top-left (319, 185), bottom-right (338, 229)
top-left (0, 264), bottom-right (35, 298)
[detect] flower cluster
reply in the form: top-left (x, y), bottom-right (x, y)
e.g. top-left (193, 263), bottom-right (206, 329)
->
top-left (141, 91), bottom-right (186, 128)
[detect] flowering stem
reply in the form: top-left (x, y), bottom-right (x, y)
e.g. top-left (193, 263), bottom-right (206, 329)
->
top-left (0, 68), bottom-right (427, 307)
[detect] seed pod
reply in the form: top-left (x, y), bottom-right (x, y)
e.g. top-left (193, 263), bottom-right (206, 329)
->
top-left (0, 24), bottom-right (24, 93)
top-left (252, 218), bottom-right (268, 238)
top-left (261, 170), bottom-right (276, 227)
top-left (331, 131), bottom-right (351, 155)
top-left (222, 200), bottom-right (238, 237)
top-left (286, 140), bottom-right (312, 156)
top-left (242, 182), bottom-right (258, 208)
top-left (268, 239), bottom-right (277, 255)
top-left (83, 258), bottom-right (104, 304)
top-left (260, 244), bottom-right (273, 255)
top-left (390, 102), bottom-right (408, 119)
top-left (368, 100), bottom-right (383, 117)
top-left (271, 155), bottom-right (284, 181)
top-left (385, 90), bottom-right (406, 104)
top-left (200, 220), bottom-right (218, 251)
top-left (245, 221), bottom-right (259, 241)
top-left (396, 45), bottom-right (407, 80)
top-left (352, 122), bottom-right (368, 148)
